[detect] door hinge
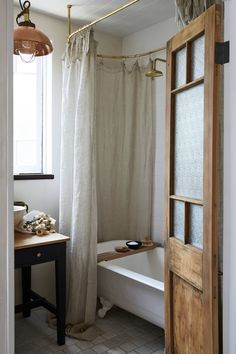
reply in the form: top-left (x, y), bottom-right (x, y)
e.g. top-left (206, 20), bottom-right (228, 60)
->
top-left (215, 41), bottom-right (230, 65)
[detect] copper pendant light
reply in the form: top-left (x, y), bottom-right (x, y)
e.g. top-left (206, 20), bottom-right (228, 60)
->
top-left (14, 0), bottom-right (53, 63)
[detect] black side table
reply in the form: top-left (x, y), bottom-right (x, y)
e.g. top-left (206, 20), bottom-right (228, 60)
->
top-left (15, 232), bottom-right (70, 345)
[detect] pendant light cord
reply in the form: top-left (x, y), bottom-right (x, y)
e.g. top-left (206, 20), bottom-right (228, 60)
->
top-left (19, 0), bottom-right (24, 10)
top-left (19, 0), bottom-right (30, 10)
top-left (16, 1), bottom-right (31, 25)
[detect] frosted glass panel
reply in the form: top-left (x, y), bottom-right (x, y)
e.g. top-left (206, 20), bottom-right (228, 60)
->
top-left (175, 47), bottom-right (186, 88)
top-left (174, 84), bottom-right (204, 199)
top-left (173, 201), bottom-right (184, 241)
top-left (189, 205), bottom-right (203, 249)
top-left (191, 35), bottom-right (205, 80)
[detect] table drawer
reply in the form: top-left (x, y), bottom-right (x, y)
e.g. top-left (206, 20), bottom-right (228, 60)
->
top-left (15, 243), bottom-right (66, 268)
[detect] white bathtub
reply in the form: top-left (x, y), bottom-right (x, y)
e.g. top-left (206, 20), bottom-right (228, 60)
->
top-left (97, 240), bottom-right (164, 328)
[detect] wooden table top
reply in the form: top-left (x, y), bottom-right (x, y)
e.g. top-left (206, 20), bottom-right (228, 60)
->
top-left (15, 232), bottom-right (70, 250)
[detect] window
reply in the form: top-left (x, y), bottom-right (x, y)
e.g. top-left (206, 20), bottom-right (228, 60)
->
top-left (13, 54), bottom-right (52, 176)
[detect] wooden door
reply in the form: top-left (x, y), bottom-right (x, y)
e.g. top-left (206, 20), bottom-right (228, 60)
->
top-left (165, 4), bottom-right (222, 354)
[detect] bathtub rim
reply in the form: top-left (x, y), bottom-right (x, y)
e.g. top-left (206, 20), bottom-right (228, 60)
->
top-left (98, 261), bottom-right (164, 292)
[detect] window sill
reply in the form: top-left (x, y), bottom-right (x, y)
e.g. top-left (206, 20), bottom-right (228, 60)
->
top-left (14, 174), bottom-right (54, 181)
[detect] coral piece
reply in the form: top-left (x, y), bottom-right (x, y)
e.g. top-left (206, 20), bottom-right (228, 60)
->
top-left (19, 210), bottom-right (56, 235)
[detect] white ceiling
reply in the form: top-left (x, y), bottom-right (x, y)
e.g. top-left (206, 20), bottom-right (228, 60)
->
top-left (14, 0), bottom-right (175, 37)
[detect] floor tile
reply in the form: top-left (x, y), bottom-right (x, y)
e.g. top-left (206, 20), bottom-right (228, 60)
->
top-left (106, 349), bottom-right (125, 354)
top-left (119, 342), bottom-right (137, 352)
top-left (93, 344), bottom-right (109, 353)
top-left (64, 344), bottom-right (81, 353)
top-left (15, 307), bottom-right (165, 354)
top-left (135, 345), bottom-right (154, 354)
top-left (93, 336), bottom-right (106, 345)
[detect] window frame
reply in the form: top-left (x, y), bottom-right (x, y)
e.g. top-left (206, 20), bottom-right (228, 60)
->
top-left (13, 54), bottom-right (53, 180)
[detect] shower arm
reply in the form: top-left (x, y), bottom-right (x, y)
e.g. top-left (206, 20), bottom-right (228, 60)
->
top-left (150, 57), bottom-right (166, 70)
top-left (154, 58), bottom-right (166, 64)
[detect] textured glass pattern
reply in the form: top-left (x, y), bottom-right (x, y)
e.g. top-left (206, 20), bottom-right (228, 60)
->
top-left (174, 84), bottom-right (204, 199)
top-left (191, 35), bottom-right (205, 81)
top-left (173, 200), bottom-right (184, 241)
top-left (189, 205), bottom-right (203, 249)
top-left (175, 47), bottom-right (186, 88)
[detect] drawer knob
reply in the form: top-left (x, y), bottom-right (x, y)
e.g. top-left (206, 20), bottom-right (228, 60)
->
top-left (37, 252), bottom-right (42, 258)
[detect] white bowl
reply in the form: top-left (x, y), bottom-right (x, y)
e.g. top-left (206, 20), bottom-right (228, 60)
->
top-left (14, 205), bottom-right (26, 228)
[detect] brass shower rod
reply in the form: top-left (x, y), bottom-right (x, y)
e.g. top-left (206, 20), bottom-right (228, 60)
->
top-left (97, 48), bottom-right (166, 61)
top-left (67, 0), bottom-right (140, 40)
top-left (66, 0), bottom-right (166, 62)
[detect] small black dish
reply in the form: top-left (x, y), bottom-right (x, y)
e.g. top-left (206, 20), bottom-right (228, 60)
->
top-left (126, 240), bottom-right (142, 250)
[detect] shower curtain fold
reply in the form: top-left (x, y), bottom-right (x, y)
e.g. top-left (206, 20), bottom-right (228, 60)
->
top-left (59, 35), bottom-right (153, 339)
top-left (59, 29), bottom-right (97, 336)
top-left (96, 60), bottom-right (153, 242)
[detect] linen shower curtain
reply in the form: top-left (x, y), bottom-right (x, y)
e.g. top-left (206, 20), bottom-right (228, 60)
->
top-left (59, 34), bottom-right (153, 337)
top-left (96, 60), bottom-right (153, 242)
top-left (59, 29), bottom-right (97, 336)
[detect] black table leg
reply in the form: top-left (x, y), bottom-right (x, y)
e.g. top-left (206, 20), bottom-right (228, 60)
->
top-left (55, 244), bottom-right (66, 345)
top-left (22, 266), bottom-right (31, 318)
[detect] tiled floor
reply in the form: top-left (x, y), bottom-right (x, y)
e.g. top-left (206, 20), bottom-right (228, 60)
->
top-left (15, 307), bottom-right (164, 354)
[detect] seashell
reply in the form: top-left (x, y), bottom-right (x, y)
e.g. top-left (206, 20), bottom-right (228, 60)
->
top-left (36, 229), bottom-right (45, 236)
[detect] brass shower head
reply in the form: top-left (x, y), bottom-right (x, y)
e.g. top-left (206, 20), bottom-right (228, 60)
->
top-left (145, 58), bottom-right (164, 78)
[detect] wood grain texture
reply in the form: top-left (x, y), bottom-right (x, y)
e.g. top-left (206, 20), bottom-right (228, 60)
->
top-left (97, 242), bottom-right (160, 263)
top-left (14, 232), bottom-right (70, 250)
top-left (171, 77), bottom-right (204, 94)
top-left (164, 4), bottom-right (222, 354)
top-left (202, 4), bottom-right (222, 354)
top-left (173, 274), bottom-right (204, 354)
top-left (169, 238), bottom-right (203, 290)
top-left (164, 37), bottom-right (174, 353)
top-left (170, 195), bottom-right (203, 205)
top-left (186, 41), bottom-right (192, 83)
top-left (171, 14), bottom-right (205, 52)
top-left (184, 202), bottom-right (190, 244)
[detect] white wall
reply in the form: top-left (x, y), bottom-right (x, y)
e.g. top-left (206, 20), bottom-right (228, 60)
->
top-left (14, 9), bottom-right (122, 304)
top-left (0, 0), bottom-right (14, 353)
top-left (223, 1), bottom-right (236, 353)
top-left (14, 8), bottom-right (122, 223)
top-left (123, 18), bottom-right (178, 244)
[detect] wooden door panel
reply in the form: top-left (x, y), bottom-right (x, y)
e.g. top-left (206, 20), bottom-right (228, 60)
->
top-left (173, 274), bottom-right (204, 354)
top-left (165, 4), bottom-right (222, 354)
top-left (169, 238), bottom-right (203, 290)
top-left (170, 16), bottom-right (205, 52)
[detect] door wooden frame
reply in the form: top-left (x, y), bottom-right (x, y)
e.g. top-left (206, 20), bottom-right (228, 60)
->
top-left (164, 4), bottom-right (223, 354)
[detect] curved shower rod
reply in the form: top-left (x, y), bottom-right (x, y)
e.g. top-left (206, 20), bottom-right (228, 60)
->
top-left (97, 48), bottom-right (166, 61)
top-left (67, 0), bottom-right (140, 40)
top-left (66, 1), bottom-right (166, 62)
